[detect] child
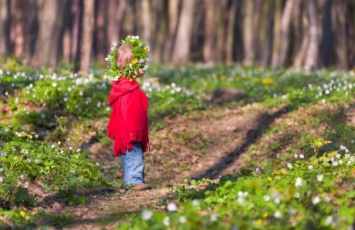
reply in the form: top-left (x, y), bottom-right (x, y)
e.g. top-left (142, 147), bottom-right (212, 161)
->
top-left (107, 36), bottom-right (151, 191)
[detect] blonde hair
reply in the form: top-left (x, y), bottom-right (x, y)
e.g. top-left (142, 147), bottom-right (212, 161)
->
top-left (117, 44), bottom-right (133, 67)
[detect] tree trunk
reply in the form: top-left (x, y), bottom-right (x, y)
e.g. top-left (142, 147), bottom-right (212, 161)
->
top-left (225, 0), bottom-right (237, 63)
top-left (203, 0), bottom-right (216, 64)
top-left (171, 0), bottom-right (195, 65)
top-left (0, 0), bottom-right (11, 56)
top-left (333, 0), bottom-right (348, 69)
top-left (260, 1), bottom-right (274, 65)
top-left (271, 0), bottom-right (282, 68)
top-left (141, 0), bottom-right (151, 46)
top-left (304, 0), bottom-right (318, 71)
top-left (319, 0), bottom-right (332, 67)
top-left (242, 0), bottom-right (255, 64)
top-left (93, 0), bottom-right (107, 63)
top-left (31, 0), bottom-right (66, 67)
top-left (293, 18), bottom-right (309, 69)
top-left (163, 0), bottom-right (179, 63)
top-left (278, 0), bottom-right (296, 67)
top-left (151, 0), bottom-right (167, 63)
top-left (79, 0), bottom-right (95, 75)
top-left (348, 0), bottom-right (355, 68)
top-left (107, 0), bottom-right (126, 46)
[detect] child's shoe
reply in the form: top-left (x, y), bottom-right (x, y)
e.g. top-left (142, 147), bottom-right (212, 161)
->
top-left (132, 183), bottom-right (152, 191)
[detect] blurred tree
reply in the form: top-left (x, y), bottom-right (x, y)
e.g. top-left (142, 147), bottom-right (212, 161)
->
top-left (203, 0), bottom-right (217, 64)
top-left (171, 0), bottom-right (195, 65)
top-left (93, 0), bottom-right (108, 63)
top-left (333, 0), bottom-right (348, 69)
top-left (242, 0), bottom-right (255, 64)
top-left (31, 0), bottom-right (67, 67)
top-left (0, 0), bottom-right (11, 56)
top-left (163, 0), bottom-right (179, 62)
top-left (107, 0), bottom-right (125, 47)
top-left (278, 0), bottom-right (296, 67)
top-left (80, 0), bottom-right (95, 75)
top-left (304, 0), bottom-right (319, 70)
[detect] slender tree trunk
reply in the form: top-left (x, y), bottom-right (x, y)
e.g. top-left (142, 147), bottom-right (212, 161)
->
top-left (171, 0), bottom-right (195, 65)
top-left (10, 0), bottom-right (27, 59)
top-left (141, 0), bottom-right (151, 46)
top-left (279, 0), bottom-right (296, 67)
top-left (26, 0), bottom-right (39, 59)
top-left (319, 0), bottom-right (332, 67)
top-left (107, 0), bottom-right (125, 46)
top-left (203, 0), bottom-right (216, 64)
top-left (242, 0), bottom-right (255, 64)
top-left (79, 0), bottom-right (95, 75)
top-left (348, 0), bottom-right (355, 68)
top-left (293, 12), bottom-right (309, 69)
top-left (225, 0), bottom-right (237, 63)
top-left (31, 0), bottom-right (66, 67)
top-left (0, 0), bottom-right (11, 56)
top-left (271, 0), bottom-right (282, 68)
top-left (260, 0), bottom-right (273, 65)
top-left (93, 0), bottom-right (107, 62)
top-left (151, 0), bottom-right (167, 63)
top-left (304, 0), bottom-right (318, 71)
top-left (333, 0), bottom-right (348, 69)
top-left (163, 0), bottom-right (179, 62)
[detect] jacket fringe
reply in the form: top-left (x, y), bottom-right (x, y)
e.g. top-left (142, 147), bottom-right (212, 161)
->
top-left (114, 130), bottom-right (149, 156)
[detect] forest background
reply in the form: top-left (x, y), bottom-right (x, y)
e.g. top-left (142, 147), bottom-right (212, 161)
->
top-left (0, 0), bottom-right (354, 74)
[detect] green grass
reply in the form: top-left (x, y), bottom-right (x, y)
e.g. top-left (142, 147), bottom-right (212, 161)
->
top-left (1, 59), bottom-right (355, 228)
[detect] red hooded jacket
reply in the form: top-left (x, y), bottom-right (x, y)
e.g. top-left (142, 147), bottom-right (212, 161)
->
top-left (107, 78), bottom-right (149, 156)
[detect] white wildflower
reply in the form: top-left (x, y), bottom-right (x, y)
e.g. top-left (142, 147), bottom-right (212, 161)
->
top-left (192, 199), bottom-right (199, 206)
top-left (142, 209), bottom-right (153, 220)
top-left (308, 165), bottom-right (313, 170)
top-left (299, 154), bottom-right (304, 159)
top-left (210, 213), bottom-right (217, 222)
top-left (52, 82), bottom-right (57, 87)
top-left (263, 195), bottom-right (270, 201)
top-left (163, 216), bottom-right (170, 226)
top-left (295, 177), bottom-right (302, 187)
top-left (312, 196), bottom-right (321, 205)
top-left (167, 203), bottom-right (177, 212)
top-left (317, 174), bottom-right (324, 182)
top-left (179, 216), bottom-right (187, 223)
top-left (274, 211), bottom-right (282, 218)
top-left (287, 163), bottom-right (292, 169)
top-left (294, 192), bottom-right (300, 198)
top-left (76, 149), bottom-right (81, 152)
top-left (325, 216), bottom-right (333, 225)
top-left (294, 154), bottom-right (298, 158)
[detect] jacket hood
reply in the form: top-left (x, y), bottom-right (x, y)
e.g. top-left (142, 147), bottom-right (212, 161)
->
top-left (109, 78), bottom-right (139, 106)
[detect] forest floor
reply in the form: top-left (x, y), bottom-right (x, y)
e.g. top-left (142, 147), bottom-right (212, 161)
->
top-left (31, 97), bottom-right (354, 229)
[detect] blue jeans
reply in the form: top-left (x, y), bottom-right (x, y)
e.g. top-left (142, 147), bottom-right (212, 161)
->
top-left (120, 142), bottom-right (145, 187)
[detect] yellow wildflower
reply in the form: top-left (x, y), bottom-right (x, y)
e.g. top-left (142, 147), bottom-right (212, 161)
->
top-left (130, 39), bottom-right (136, 43)
top-left (132, 59), bottom-right (138, 64)
top-left (262, 212), bottom-right (268, 218)
top-left (25, 216), bottom-right (30, 221)
top-left (256, 219), bottom-right (263, 225)
top-left (267, 177), bottom-right (273, 182)
top-left (262, 78), bottom-right (274, 84)
top-left (20, 211), bottom-right (26, 217)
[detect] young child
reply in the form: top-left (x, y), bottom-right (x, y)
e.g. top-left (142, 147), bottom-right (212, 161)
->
top-left (107, 36), bottom-right (151, 191)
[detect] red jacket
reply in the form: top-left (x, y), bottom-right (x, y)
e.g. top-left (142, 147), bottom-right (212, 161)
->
top-left (107, 78), bottom-right (149, 156)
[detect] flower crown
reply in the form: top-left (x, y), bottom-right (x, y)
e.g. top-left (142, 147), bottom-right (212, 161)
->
top-left (105, 35), bottom-right (149, 81)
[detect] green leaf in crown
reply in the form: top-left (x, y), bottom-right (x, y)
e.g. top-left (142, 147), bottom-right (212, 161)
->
top-left (105, 35), bottom-right (149, 81)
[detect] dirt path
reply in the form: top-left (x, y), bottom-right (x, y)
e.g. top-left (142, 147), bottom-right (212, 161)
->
top-left (39, 101), bottom-right (295, 229)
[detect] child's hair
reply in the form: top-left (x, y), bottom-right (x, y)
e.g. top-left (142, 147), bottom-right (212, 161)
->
top-left (117, 44), bottom-right (133, 67)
